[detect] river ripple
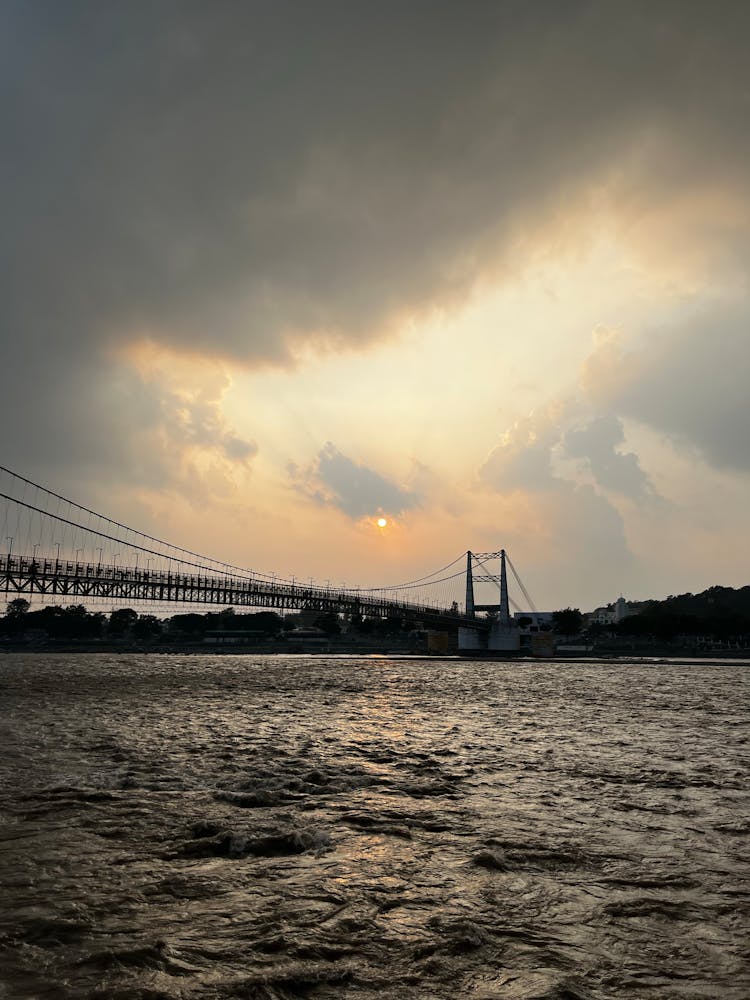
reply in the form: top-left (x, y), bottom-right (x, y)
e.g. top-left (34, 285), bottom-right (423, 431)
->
top-left (0, 654), bottom-right (748, 999)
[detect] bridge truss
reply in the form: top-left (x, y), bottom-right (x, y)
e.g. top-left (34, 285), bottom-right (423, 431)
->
top-left (0, 552), bottom-right (477, 628)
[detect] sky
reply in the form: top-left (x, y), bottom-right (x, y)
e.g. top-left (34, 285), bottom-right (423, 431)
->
top-left (2, 0), bottom-right (750, 611)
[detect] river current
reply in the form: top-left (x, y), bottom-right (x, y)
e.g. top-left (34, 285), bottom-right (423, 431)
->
top-left (0, 654), bottom-right (747, 999)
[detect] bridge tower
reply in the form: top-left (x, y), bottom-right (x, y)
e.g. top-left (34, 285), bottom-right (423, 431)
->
top-left (457, 548), bottom-right (521, 654)
top-left (498, 549), bottom-right (510, 627)
top-left (458, 551), bottom-right (482, 651)
top-left (465, 550), bottom-right (475, 618)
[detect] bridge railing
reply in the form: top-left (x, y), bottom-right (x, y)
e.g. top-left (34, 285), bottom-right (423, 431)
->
top-left (0, 553), bottom-right (250, 589)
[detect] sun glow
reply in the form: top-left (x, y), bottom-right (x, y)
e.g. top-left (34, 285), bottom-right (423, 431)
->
top-left (377, 517), bottom-right (388, 528)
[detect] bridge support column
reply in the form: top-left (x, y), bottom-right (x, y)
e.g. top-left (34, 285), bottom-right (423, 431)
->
top-left (465, 550), bottom-right (475, 619)
top-left (459, 551), bottom-right (482, 650)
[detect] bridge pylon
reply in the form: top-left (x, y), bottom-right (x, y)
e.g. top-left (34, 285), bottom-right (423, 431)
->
top-left (465, 550), bottom-right (475, 618)
top-left (458, 548), bottom-right (521, 655)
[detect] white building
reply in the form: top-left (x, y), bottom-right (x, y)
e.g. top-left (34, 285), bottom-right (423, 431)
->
top-left (587, 596), bottom-right (636, 626)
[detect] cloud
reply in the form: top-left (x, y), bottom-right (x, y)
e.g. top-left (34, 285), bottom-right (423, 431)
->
top-left (479, 401), bottom-right (572, 493)
top-left (68, 354), bottom-right (256, 505)
top-left (290, 443), bottom-right (419, 520)
top-left (480, 400), bottom-right (653, 501)
top-left (3, 0), bottom-right (750, 530)
top-left (480, 453), bottom-right (637, 610)
top-left (528, 483), bottom-right (636, 608)
top-left (563, 414), bottom-right (653, 499)
top-left (479, 402), bottom-right (640, 605)
top-left (581, 308), bottom-right (750, 473)
top-left (117, 351), bottom-right (258, 498)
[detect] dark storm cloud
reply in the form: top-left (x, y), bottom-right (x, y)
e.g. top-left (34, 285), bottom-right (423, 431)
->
top-left (290, 443), bottom-right (419, 520)
top-left (563, 415), bottom-right (653, 499)
top-left (2, 0), bottom-right (750, 491)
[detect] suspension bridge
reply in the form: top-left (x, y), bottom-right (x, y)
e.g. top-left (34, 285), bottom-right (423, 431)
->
top-left (1, 465), bottom-right (535, 647)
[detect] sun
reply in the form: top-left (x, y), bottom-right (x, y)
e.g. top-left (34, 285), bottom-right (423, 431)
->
top-left (377, 517), bottom-right (388, 528)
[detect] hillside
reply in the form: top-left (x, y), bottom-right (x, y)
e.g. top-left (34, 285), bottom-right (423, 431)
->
top-left (617, 585), bottom-right (750, 639)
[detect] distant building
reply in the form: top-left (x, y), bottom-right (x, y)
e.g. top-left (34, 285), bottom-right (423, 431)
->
top-left (614, 596), bottom-right (635, 622)
top-left (586, 596), bottom-right (637, 626)
top-left (512, 611), bottom-right (554, 632)
top-left (588, 606), bottom-right (616, 626)
top-left (513, 611), bottom-right (554, 655)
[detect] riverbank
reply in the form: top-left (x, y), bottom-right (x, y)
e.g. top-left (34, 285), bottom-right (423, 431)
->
top-left (2, 636), bottom-right (750, 664)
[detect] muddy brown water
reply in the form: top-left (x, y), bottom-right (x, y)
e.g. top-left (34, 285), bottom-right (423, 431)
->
top-left (0, 654), bottom-right (748, 999)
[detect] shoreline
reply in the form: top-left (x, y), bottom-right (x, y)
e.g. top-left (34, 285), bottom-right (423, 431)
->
top-left (2, 640), bottom-right (749, 667)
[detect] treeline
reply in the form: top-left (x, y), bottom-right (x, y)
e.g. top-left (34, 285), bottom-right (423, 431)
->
top-left (0, 600), bottom-right (421, 642)
top-left (1, 600), bottom-right (180, 641)
top-left (609, 585), bottom-right (750, 640)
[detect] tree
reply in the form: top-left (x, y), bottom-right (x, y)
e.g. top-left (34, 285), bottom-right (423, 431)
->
top-left (109, 608), bottom-right (138, 636)
top-left (6, 597), bottom-right (30, 621)
top-left (132, 615), bottom-right (162, 641)
top-left (552, 608), bottom-right (583, 636)
top-left (313, 612), bottom-right (341, 636)
top-left (57, 605), bottom-right (103, 639)
top-left (248, 611), bottom-right (282, 636)
top-left (169, 612), bottom-right (207, 635)
top-left (3, 598), bottom-right (30, 635)
top-left (219, 608), bottom-right (235, 626)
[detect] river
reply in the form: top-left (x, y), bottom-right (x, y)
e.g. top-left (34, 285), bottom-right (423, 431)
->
top-left (0, 653), bottom-right (747, 999)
